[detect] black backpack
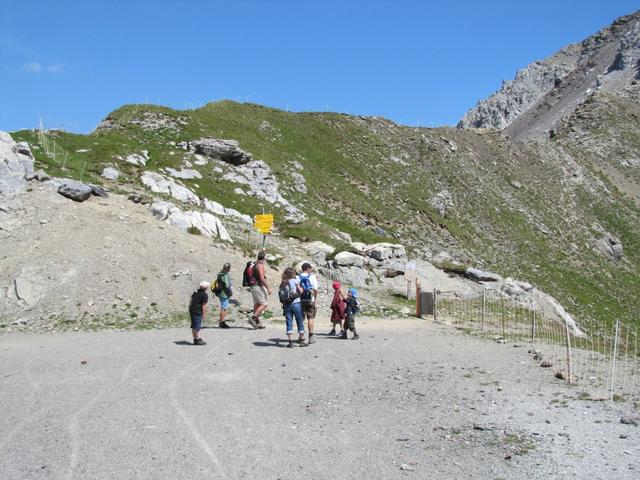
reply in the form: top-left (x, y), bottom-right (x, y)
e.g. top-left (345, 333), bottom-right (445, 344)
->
top-left (278, 281), bottom-right (299, 305)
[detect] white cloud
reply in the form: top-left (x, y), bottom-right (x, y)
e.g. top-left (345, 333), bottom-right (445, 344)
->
top-left (20, 61), bottom-right (43, 73)
top-left (19, 61), bottom-right (63, 74)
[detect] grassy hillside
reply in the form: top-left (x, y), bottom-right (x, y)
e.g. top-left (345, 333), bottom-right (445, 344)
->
top-left (12, 98), bottom-right (640, 327)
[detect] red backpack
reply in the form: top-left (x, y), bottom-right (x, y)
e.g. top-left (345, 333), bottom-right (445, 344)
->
top-left (243, 262), bottom-right (258, 287)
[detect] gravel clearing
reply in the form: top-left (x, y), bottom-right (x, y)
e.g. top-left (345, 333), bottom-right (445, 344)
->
top-left (1, 318), bottom-right (638, 479)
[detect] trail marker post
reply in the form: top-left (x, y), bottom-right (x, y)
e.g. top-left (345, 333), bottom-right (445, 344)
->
top-left (254, 213), bottom-right (274, 249)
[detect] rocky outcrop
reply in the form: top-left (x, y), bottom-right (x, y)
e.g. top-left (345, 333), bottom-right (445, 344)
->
top-left (303, 241), bottom-right (335, 263)
top-left (222, 159), bottom-right (306, 223)
top-left (334, 251), bottom-right (365, 268)
top-left (203, 198), bottom-right (251, 223)
top-left (124, 152), bottom-right (148, 166)
top-left (466, 268), bottom-right (502, 282)
top-left (192, 138), bottom-right (253, 165)
top-left (459, 12), bottom-right (640, 141)
top-left (150, 201), bottom-right (231, 241)
top-left (101, 167), bottom-right (120, 180)
top-left (141, 171), bottom-right (200, 206)
top-left (597, 234), bottom-right (624, 261)
top-left (163, 167), bottom-right (202, 180)
top-left (429, 190), bottom-right (453, 217)
top-left (0, 131), bottom-right (35, 198)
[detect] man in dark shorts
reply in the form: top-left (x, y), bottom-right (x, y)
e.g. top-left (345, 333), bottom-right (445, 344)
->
top-left (189, 281), bottom-right (209, 345)
top-left (298, 262), bottom-right (319, 344)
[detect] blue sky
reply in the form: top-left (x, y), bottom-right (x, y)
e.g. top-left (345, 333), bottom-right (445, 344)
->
top-left (1, 0), bottom-right (638, 133)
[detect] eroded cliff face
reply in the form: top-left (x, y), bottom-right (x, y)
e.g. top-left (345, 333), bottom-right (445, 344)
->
top-left (458, 11), bottom-right (640, 141)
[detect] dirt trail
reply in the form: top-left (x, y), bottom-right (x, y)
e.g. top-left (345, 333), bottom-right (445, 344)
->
top-left (1, 318), bottom-right (638, 480)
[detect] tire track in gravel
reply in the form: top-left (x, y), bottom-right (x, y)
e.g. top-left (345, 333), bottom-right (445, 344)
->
top-left (166, 332), bottom-right (238, 479)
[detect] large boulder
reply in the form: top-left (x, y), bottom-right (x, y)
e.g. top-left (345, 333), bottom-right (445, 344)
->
top-left (58, 181), bottom-right (93, 202)
top-left (366, 243), bottom-right (407, 261)
top-left (334, 251), bottom-right (365, 268)
top-left (303, 241), bottom-right (335, 263)
top-left (0, 131), bottom-right (35, 198)
top-left (330, 266), bottom-right (369, 288)
top-left (192, 138), bottom-right (253, 165)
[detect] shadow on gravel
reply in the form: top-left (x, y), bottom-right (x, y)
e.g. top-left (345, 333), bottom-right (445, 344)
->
top-left (252, 338), bottom-right (287, 348)
top-left (201, 325), bottom-right (255, 330)
top-left (173, 341), bottom-right (194, 346)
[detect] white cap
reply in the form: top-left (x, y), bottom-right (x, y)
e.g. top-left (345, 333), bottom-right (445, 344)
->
top-left (199, 280), bottom-right (210, 290)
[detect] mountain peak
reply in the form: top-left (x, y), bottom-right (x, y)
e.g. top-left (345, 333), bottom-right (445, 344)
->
top-left (458, 10), bottom-right (640, 141)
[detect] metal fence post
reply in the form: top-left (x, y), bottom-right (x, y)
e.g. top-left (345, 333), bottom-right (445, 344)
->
top-left (564, 318), bottom-right (573, 384)
top-left (481, 289), bottom-right (486, 333)
top-left (433, 289), bottom-right (438, 322)
top-left (501, 297), bottom-right (506, 340)
top-left (610, 319), bottom-right (620, 406)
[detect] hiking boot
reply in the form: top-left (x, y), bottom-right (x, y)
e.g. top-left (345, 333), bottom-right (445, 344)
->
top-left (308, 334), bottom-right (316, 344)
top-left (352, 333), bottom-right (360, 340)
top-left (219, 322), bottom-right (230, 329)
top-left (287, 341), bottom-right (294, 348)
top-left (328, 328), bottom-right (336, 336)
top-left (247, 316), bottom-right (258, 329)
top-left (297, 338), bottom-right (307, 346)
top-left (339, 332), bottom-right (347, 339)
top-left (256, 320), bottom-right (266, 329)
top-left (193, 338), bottom-right (207, 346)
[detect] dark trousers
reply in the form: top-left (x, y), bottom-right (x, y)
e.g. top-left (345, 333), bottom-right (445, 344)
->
top-left (346, 314), bottom-right (356, 331)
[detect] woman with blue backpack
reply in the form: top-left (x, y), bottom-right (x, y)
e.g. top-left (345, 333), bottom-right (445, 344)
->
top-left (279, 267), bottom-right (306, 348)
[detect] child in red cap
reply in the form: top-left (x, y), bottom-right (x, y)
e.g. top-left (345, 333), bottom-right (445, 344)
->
top-left (329, 280), bottom-right (346, 336)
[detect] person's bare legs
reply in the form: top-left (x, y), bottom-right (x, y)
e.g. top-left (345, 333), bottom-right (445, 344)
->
top-left (254, 303), bottom-right (268, 320)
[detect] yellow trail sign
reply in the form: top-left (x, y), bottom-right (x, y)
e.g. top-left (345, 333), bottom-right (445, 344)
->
top-left (254, 214), bottom-right (274, 234)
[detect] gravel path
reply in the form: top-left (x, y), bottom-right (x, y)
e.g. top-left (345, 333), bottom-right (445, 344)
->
top-left (1, 318), bottom-right (638, 479)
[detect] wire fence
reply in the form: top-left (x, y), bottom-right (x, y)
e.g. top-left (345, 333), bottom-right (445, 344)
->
top-left (36, 121), bottom-right (106, 187)
top-left (434, 289), bottom-right (639, 410)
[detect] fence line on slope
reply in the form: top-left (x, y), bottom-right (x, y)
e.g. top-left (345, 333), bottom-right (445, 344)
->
top-left (433, 289), bottom-right (638, 409)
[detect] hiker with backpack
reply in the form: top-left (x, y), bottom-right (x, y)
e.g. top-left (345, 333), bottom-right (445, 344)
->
top-left (278, 267), bottom-right (306, 348)
top-left (340, 288), bottom-right (360, 340)
top-left (188, 281), bottom-right (209, 345)
top-left (245, 250), bottom-right (270, 329)
top-left (298, 262), bottom-right (319, 344)
top-left (212, 262), bottom-right (233, 329)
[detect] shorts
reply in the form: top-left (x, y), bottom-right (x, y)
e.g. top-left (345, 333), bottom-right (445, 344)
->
top-left (301, 302), bottom-right (316, 319)
top-left (250, 285), bottom-right (268, 306)
top-left (190, 313), bottom-right (203, 330)
top-left (219, 297), bottom-right (229, 310)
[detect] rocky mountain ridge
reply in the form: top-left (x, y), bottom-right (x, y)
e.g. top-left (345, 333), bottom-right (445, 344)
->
top-left (458, 11), bottom-right (640, 141)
